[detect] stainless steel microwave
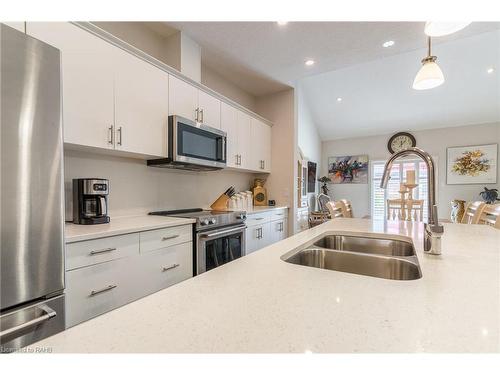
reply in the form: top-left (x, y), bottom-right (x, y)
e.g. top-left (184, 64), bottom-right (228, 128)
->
top-left (147, 115), bottom-right (227, 171)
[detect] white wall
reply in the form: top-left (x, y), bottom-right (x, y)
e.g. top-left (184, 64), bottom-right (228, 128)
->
top-left (321, 122), bottom-right (500, 220)
top-left (255, 89), bottom-right (297, 233)
top-left (297, 86), bottom-right (322, 209)
top-left (64, 149), bottom-right (256, 219)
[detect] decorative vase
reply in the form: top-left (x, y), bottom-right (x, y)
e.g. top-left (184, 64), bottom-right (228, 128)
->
top-left (450, 199), bottom-right (466, 223)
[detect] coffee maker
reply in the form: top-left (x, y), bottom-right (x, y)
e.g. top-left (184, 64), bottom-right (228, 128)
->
top-left (73, 178), bottom-right (110, 225)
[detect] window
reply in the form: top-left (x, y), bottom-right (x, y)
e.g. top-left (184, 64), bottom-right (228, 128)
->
top-left (371, 159), bottom-right (431, 222)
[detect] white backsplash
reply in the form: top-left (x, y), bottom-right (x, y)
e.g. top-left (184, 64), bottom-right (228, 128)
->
top-left (64, 149), bottom-right (256, 219)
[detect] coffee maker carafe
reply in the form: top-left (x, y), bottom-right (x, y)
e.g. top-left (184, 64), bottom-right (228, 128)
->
top-left (73, 178), bottom-right (110, 225)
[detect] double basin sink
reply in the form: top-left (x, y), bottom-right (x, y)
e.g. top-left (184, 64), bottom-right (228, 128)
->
top-left (281, 234), bottom-right (422, 281)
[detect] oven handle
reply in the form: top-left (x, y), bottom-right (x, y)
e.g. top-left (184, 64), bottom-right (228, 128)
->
top-left (200, 225), bottom-right (247, 239)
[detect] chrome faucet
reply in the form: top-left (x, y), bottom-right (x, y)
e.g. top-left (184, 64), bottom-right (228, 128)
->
top-left (380, 147), bottom-right (444, 255)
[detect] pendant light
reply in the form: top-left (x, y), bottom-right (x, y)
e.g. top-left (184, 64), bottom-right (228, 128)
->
top-left (424, 22), bottom-right (471, 37)
top-left (412, 37), bottom-right (444, 90)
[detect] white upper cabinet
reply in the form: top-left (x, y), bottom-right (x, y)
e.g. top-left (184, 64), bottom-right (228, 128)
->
top-left (27, 22), bottom-right (115, 150)
top-left (250, 118), bottom-right (272, 172)
top-left (220, 102), bottom-right (239, 168)
top-left (198, 90), bottom-right (221, 129)
top-left (113, 47), bottom-right (169, 157)
top-left (236, 111), bottom-right (252, 170)
top-left (168, 75), bottom-right (198, 121)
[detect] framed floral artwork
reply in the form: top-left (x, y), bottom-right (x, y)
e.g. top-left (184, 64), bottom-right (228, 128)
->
top-left (446, 144), bottom-right (497, 184)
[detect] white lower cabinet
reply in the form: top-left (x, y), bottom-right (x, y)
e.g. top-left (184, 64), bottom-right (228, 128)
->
top-left (245, 209), bottom-right (288, 255)
top-left (65, 225), bottom-right (193, 328)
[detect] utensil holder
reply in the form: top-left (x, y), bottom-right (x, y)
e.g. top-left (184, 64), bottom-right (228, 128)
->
top-left (210, 194), bottom-right (230, 210)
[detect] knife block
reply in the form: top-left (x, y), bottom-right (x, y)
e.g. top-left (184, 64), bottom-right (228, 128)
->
top-left (210, 194), bottom-right (230, 210)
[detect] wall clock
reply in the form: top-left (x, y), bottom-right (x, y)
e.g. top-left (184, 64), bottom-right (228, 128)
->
top-left (387, 132), bottom-right (416, 154)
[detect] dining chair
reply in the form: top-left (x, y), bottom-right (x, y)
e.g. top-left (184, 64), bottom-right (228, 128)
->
top-left (387, 199), bottom-right (404, 220)
top-left (477, 204), bottom-right (500, 228)
top-left (325, 201), bottom-right (344, 219)
top-left (339, 199), bottom-right (353, 218)
top-left (461, 201), bottom-right (486, 224)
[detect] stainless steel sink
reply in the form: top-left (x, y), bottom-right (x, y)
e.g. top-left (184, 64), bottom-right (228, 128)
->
top-left (313, 235), bottom-right (416, 257)
top-left (282, 234), bottom-right (422, 281)
top-left (283, 248), bottom-right (422, 280)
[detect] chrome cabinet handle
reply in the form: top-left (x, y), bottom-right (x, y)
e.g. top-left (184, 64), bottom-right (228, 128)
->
top-left (200, 109), bottom-right (204, 123)
top-left (162, 263), bottom-right (180, 272)
top-left (162, 234), bottom-right (179, 241)
top-left (108, 126), bottom-right (114, 145)
top-left (254, 217), bottom-right (264, 221)
top-left (90, 285), bottom-right (117, 297)
top-left (262, 160), bottom-right (265, 170)
top-left (195, 108), bottom-right (199, 122)
top-left (90, 247), bottom-right (116, 255)
top-left (256, 227), bottom-right (263, 239)
top-left (0, 306), bottom-right (56, 340)
top-left (238, 155), bottom-right (242, 165)
top-left (235, 155), bottom-right (239, 165)
top-left (117, 126), bottom-right (123, 146)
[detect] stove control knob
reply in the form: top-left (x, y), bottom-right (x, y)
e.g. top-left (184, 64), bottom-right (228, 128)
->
top-left (209, 218), bottom-right (217, 225)
top-left (237, 213), bottom-right (247, 220)
top-left (201, 219), bottom-right (209, 226)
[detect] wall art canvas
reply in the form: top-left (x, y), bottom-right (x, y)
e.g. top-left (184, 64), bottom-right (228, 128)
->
top-left (328, 155), bottom-right (369, 184)
top-left (447, 144), bottom-right (497, 185)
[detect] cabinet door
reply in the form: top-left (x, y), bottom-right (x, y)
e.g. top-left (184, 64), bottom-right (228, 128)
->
top-left (27, 22), bottom-right (115, 149)
top-left (245, 223), bottom-right (271, 254)
top-left (261, 122), bottom-right (272, 172)
top-left (168, 75), bottom-right (198, 121)
top-left (114, 48), bottom-right (169, 157)
top-left (270, 219), bottom-right (288, 244)
top-left (198, 90), bottom-right (221, 129)
top-left (236, 110), bottom-right (252, 170)
top-left (220, 102), bottom-right (239, 167)
top-left (251, 119), bottom-right (272, 172)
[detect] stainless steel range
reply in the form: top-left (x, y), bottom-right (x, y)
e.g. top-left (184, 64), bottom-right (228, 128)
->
top-left (149, 209), bottom-right (247, 275)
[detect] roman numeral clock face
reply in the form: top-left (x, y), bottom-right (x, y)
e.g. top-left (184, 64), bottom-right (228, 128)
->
top-left (388, 132), bottom-right (416, 154)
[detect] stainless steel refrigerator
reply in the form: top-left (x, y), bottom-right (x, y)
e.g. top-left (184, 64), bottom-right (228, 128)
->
top-left (0, 24), bottom-right (65, 352)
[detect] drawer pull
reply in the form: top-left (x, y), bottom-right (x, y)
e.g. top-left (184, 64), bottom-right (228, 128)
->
top-left (162, 263), bottom-right (180, 272)
top-left (254, 217), bottom-right (265, 221)
top-left (89, 247), bottom-right (117, 255)
top-left (89, 285), bottom-right (117, 297)
top-left (162, 234), bottom-right (180, 241)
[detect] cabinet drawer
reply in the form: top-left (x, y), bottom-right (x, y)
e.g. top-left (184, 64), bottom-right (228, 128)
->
top-left (65, 233), bottom-right (139, 271)
top-left (138, 242), bottom-right (193, 296)
top-left (65, 257), bottom-right (137, 327)
top-left (246, 211), bottom-right (271, 226)
top-left (270, 209), bottom-right (287, 221)
top-left (140, 224), bottom-right (192, 253)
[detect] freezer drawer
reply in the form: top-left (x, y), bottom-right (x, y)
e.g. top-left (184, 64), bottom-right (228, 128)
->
top-left (0, 295), bottom-right (65, 353)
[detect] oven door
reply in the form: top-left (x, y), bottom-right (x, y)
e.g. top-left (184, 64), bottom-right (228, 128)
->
top-left (171, 115), bottom-right (226, 169)
top-left (197, 225), bottom-right (246, 275)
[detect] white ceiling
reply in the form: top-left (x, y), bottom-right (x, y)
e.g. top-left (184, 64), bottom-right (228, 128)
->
top-left (301, 30), bottom-right (500, 140)
top-left (167, 21), bottom-right (499, 96)
top-left (166, 21), bottom-right (499, 140)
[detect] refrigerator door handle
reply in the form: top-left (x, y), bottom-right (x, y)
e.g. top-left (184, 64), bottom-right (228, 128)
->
top-left (0, 306), bottom-right (56, 340)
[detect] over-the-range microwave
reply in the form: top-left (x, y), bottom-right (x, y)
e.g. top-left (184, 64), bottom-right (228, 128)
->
top-left (147, 115), bottom-right (227, 171)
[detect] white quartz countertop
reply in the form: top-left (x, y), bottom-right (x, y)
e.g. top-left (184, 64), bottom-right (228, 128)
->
top-left (65, 215), bottom-right (196, 243)
top-left (244, 206), bottom-right (288, 214)
top-left (35, 218), bottom-right (499, 352)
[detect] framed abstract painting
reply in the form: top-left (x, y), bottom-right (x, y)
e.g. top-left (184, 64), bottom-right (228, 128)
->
top-left (446, 144), bottom-right (497, 184)
top-left (328, 155), bottom-right (369, 184)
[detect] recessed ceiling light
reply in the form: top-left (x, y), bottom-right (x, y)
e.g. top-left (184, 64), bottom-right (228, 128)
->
top-left (305, 59), bottom-right (315, 66)
top-left (277, 21), bottom-right (288, 26)
top-left (382, 40), bottom-right (395, 48)
top-left (487, 67), bottom-right (495, 74)
top-left (336, 97), bottom-right (342, 102)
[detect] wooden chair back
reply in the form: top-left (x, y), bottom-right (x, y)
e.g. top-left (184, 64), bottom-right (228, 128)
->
top-left (339, 199), bottom-right (353, 218)
top-left (461, 201), bottom-right (485, 224)
top-left (325, 201), bottom-right (344, 219)
top-left (406, 200), bottom-right (424, 222)
top-left (477, 204), bottom-right (500, 228)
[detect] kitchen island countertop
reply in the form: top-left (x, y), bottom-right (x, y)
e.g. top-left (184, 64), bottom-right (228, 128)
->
top-left (32, 218), bottom-right (499, 352)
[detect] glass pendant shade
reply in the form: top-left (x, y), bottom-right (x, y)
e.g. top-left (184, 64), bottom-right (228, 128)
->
top-left (412, 59), bottom-right (445, 90)
top-left (424, 22), bottom-right (471, 37)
